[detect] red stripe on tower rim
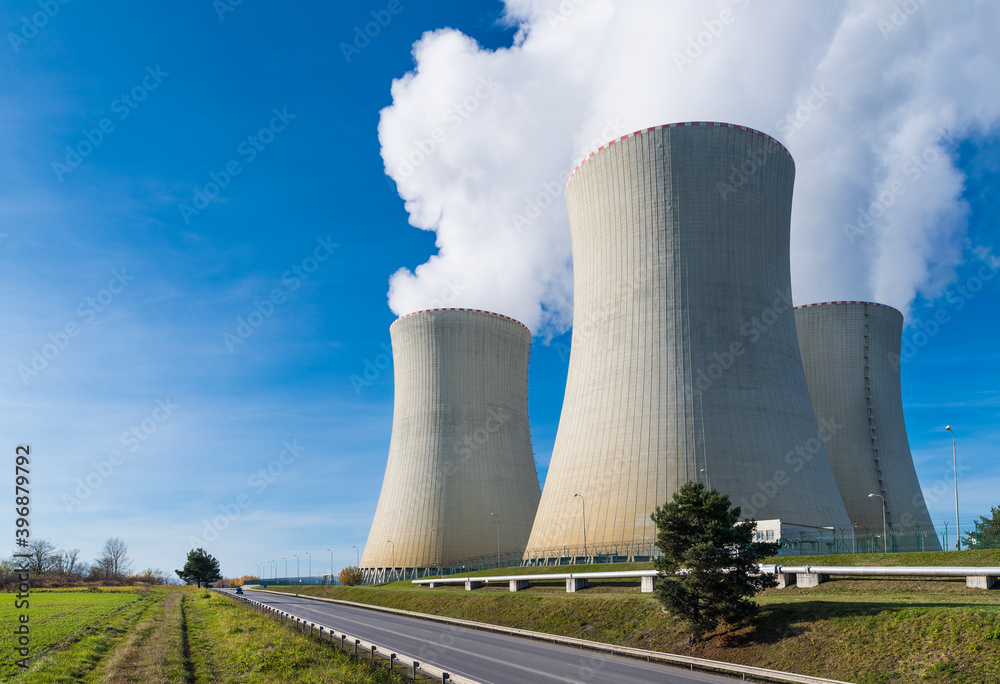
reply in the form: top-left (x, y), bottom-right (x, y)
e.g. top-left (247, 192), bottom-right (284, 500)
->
top-left (390, 307), bottom-right (531, 333)
top-left (566, 121), bottom-right (793, 188)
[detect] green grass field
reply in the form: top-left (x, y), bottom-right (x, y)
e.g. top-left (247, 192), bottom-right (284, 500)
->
top-left (0, 586), bottom-right (401, 683)
top-left (0, 588), bottom-right (145, 680)
top-left (262, 549), bottom-right (1000, 683)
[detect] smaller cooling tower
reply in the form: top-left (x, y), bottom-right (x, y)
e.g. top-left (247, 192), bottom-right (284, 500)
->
top-left (360, 308), bottom-right (541, 581)
top-left (794, 301), bottom-right (941, 549)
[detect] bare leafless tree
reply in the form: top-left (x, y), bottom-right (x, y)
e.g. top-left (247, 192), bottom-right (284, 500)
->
top-left (25, 539), bottom-right (57, 574)
top-left (96, 537), bottom-right (132, 578)
top-left (62, 548), bottom-right (80, 576)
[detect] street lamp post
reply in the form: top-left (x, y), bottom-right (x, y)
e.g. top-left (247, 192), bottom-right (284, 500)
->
top-left (294, 554), bottom-right (299, 581)
top-left (386, 541), bottom-right (395, 580)
top-left (574, 493), bottom-right (588, 559)
top-left (700, 468), bottom-right (711, 489)
top-left (282, 557), bottom-right (287, 579)
top-left (490, 513), bottom-right (501, 567)
top-left (946, 425), bottom-right (960, 550)
top-left (326, 549), bottom-right (333, 582)
top-left (868, 493), bottom-right (887, 553)
top-left (306, 552), bottom-right (311, 581)
top-left (352, 545), bottom-right (359, 566)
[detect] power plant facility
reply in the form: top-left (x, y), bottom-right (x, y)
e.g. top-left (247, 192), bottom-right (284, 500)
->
top-left (794, 301), bottom-right (942, 551)
top-left (523, 122), bottom-right (853, 562)
top-left (360, 308), bottom-right (541, 582)
top-left (360, 122), bottom-right (947, 573)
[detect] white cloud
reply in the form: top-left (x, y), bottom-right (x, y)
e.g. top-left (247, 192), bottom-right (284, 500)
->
top-left (379, 0), bottom-right (1000, 333)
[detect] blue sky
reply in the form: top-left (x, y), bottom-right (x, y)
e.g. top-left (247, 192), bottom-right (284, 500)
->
top-left (1, 1), bottom-right (997, 578)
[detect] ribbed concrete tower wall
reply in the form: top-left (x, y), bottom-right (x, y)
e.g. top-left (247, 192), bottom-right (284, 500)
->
top-left (525, 122), bottom-right (852, 558)
top-left (361, 308), bottom-right (541, 573)
top-left (794, 301), bottom-right (941, 547)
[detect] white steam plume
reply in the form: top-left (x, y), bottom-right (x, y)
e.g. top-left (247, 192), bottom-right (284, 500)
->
top-left (379, 0), bottom-right (1000, 334)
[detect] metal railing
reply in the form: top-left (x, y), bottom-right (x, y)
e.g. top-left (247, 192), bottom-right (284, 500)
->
top-left (250, 588), bottom-right (853, 684)
top-left (218, 589), bottom-right (476, 683)
top-left (359, 517), bottom-right (998, 584)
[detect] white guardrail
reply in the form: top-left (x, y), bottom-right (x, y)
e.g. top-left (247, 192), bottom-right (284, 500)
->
top-left (244, 588), bottom-right (855, 684)
top-left (410, 565), bottom-right (1000, 592)
top-left (216, 589), bottom-right (480, 684)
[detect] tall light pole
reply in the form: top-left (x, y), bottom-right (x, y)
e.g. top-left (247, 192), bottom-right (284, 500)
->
top-left (272, 560), bottom-right (276, 580)
top-left (386, 540), bottom-right (395, 580)
top-left (574, 493), bottom-right (588, 559)
top-left (946, 425), bottom-right (960, 550)
top-left (294, 554), bottom-right (299, 581)
top-left (700, 468), bottom-right (711, 489)
top-left (868, 493), bottom-right (887, 553)
top-left (282, 557), bottom-right (287, 579)
top-left (351, 545), bottom-right (359, 567)
top-left (306, 551), bottom-right (311, 581)
top-left (430, 529), bottom-right (439, 569)
top-left (326, 548), bottom-right (333, 581)
top-left (491, 513), bottom-right (501, 566)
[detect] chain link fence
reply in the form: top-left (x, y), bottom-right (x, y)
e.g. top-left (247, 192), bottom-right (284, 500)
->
top-left (357, 516), bottom-right (998, 584)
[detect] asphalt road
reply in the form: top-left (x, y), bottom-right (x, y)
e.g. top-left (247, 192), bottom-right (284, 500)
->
top-left (221, 589), bottom-right (744, 684)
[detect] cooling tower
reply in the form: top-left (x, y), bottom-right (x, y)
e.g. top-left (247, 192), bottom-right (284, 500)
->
top-left (361, 308), bottom-right (541, 580)
top-left (525, 122), bottom-right (852, 559)
top-left (794, 301), bottom-right (941, 548)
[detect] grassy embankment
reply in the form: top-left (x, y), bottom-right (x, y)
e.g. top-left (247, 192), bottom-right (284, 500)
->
top-left (0, 585), bottom-right (400, 683)
top-left (262, 549), bottom-right (1000, 684)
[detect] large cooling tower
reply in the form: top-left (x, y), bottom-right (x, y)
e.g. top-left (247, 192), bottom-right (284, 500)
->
top-left (794, 301), bottom-right (941, 547)
top-left (525, 122), bottom-right (852, 559)
top-left (361, 308), bottom-right (541, 580)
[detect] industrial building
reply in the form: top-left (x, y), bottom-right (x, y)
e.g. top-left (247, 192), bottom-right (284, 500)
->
top-left (794, 301), bottom-right (942, 551)
top-left (523, 122), bottom-right (853, 562)
top-left (360, 308), bottom-right (541, 582)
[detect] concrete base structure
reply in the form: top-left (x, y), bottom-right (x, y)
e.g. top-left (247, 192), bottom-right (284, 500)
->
top-left (566, 578), bottom-right (589, 592)
top-left (967, 576), bottom-right (998, 590)
top-left (465, 580), bottom-right (484, 591)
top-left (775, 573), bottom-right (797, 589)
top-left (796, 573), bottom-right (828, 588)
top-left (510, 580), bottom-right (529, 592)
top-left (641, 576), bottom-right (656, 593)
